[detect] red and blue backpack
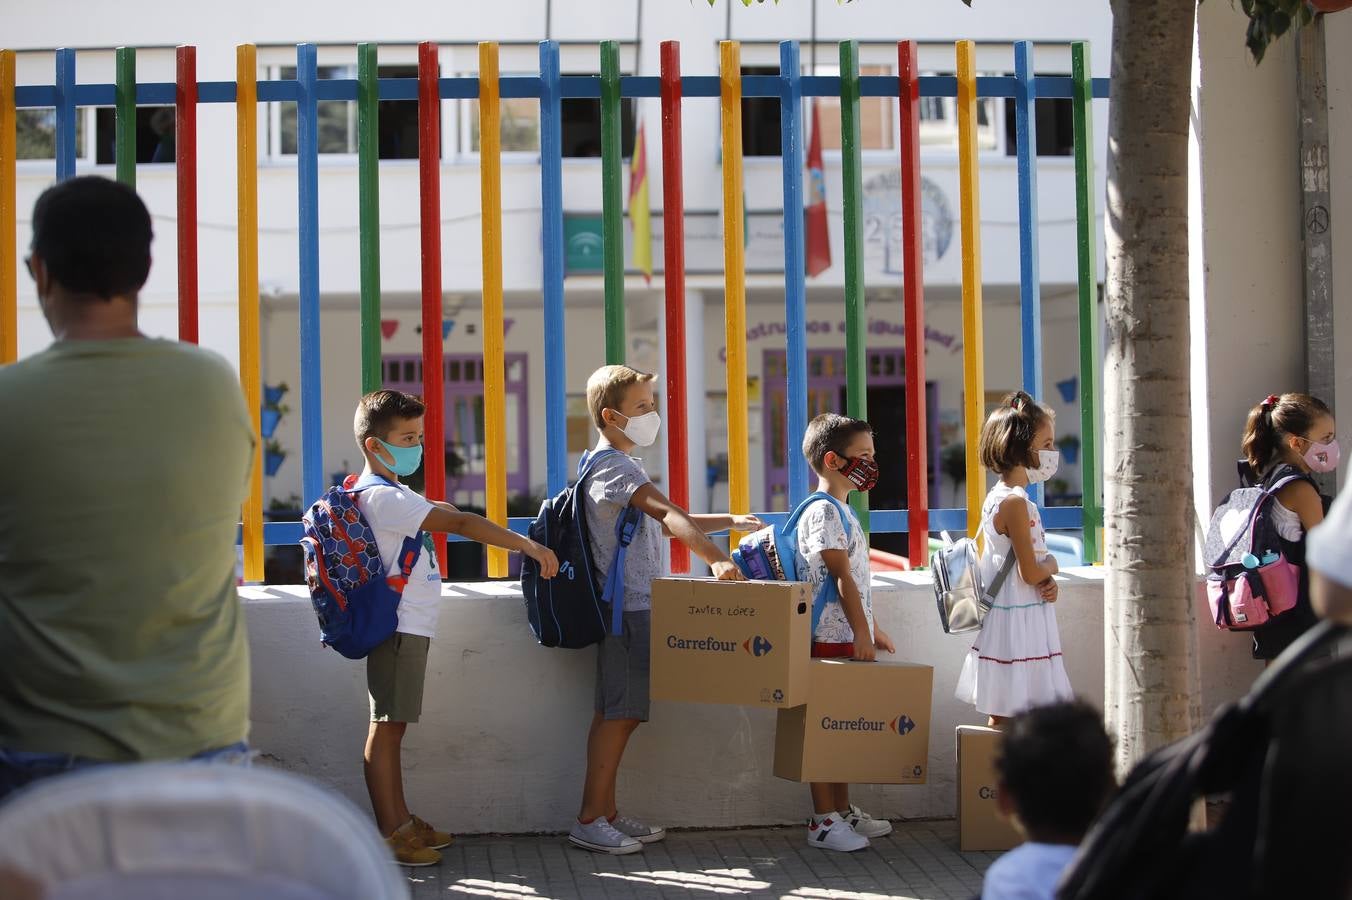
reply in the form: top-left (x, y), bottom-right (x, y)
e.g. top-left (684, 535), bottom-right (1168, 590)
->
top-left (300, 473), bottom-right (424, 659)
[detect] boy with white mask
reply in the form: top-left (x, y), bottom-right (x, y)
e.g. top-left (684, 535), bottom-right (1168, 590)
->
top-left (568, 365), bottom-right (761, 854)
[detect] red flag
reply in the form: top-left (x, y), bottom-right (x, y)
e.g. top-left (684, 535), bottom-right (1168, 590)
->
top-left (805, 99), bottom-right (832, 278)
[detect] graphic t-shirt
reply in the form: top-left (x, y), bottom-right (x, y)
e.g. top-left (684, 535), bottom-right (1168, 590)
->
top-left (356, 482), bottom-right (441, 638)
top-left (793, 498), bottom-right (873, 644)
top-left (582, 445), bottom-right (662, 612)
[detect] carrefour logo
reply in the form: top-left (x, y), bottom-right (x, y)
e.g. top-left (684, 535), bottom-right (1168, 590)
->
top-left (744, 635), bottom-right (773, 657)
top-left (665, 634), bottom-right (773, 656)
top-left (819, 713), bottom-right (917, 736)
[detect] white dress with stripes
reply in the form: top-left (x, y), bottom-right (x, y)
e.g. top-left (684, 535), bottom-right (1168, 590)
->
top-left (955, 482), bottom-right (1074, 717)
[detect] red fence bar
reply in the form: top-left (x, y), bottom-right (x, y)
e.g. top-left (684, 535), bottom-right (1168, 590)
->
top-left (899, 40), bottom-right (929, 565)
top-left (418, 41), bottom-right (447, 576)
top-left (660, 41), bottom-right (691, 574)
top-left (175, 45), bottom-right (199, 343)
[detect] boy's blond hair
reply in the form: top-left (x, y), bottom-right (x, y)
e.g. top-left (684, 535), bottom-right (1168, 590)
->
top-left (586, 365), bottom-right (657, 430)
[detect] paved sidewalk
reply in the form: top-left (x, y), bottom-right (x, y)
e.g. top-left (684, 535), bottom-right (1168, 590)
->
top-left (407, 820), bottom-right (996, 900)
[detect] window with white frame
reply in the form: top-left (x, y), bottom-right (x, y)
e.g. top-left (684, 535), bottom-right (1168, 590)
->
top-left (93, 106), bottom-right (176, 165)
top-left (268, 64), bottom-right (422, 160)
top-left (460, 81), bottom-right (541, 156)
top-left (810, 63), bottom-right (895, 153)
top-left (560, 76), bottom-right (635, 159)
top-left (1002, 77), bottom-right (1074, 157)
top-left (913, 71), bottom-right (999, 151)
top-left (16, 108), bottom-right (89, 161)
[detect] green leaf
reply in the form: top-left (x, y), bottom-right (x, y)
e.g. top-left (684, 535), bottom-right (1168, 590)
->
top-left (1270, 9), bottom-right (1292, 36)
top-left (1240, 0), bottom-right (1255, 16)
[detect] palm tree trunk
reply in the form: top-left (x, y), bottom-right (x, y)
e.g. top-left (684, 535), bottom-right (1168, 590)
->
top-left (1103, 0), bottom-right (1203, 773)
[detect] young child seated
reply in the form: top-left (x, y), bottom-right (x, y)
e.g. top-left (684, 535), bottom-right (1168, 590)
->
top-left (982, 701), bottom-right (1116, 900)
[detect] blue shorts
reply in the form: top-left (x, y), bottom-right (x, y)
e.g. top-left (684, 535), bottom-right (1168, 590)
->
top-left (0, 741), bottom-right (252, 804)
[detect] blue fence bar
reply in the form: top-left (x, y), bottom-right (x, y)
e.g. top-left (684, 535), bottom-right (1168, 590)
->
top-left (12, 75), bottom-right (1111, 110)
top-left (1013, 41), bottom-right (1044, 505)
top-left (539, 40), bottom-right (568, 495)
top-left (54, 49), bottom-right (75, 181)
top-left (295, 44), bottom-right (324, 507)
top-left (778, 40), bottom-right (809, 507)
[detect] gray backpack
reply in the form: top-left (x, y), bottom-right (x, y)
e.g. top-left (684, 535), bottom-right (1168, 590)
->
top-left (930, 516), bottom-right (1018, 635)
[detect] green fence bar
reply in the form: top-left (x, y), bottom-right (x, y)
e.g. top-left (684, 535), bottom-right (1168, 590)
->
top-left (115, 47), bottom-right (136, 188)
top-left (1072, 42), bottom-right (1102, 562)
top-left (840, 40), bottom-right (869, 530)
top-left (600, 40), bottom-right (625, 364)
top-left (357, 42), bottom-right (382, 393)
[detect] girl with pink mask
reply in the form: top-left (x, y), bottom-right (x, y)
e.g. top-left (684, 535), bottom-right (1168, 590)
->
top-left (1239, 393), bottom-right (1340, 661)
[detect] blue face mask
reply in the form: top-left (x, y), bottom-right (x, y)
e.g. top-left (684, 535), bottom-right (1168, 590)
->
top-left (374, 438), bottom-right (423, 477)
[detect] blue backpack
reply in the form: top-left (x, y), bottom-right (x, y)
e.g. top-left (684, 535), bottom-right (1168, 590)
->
top-left (299, 474), bottom-right (425, 660)
top-left (731, 492), bottom-right (855, 638)
top-left (521, 449), bottom-right (643, 649)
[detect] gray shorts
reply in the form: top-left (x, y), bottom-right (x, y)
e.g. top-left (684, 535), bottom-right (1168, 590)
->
top-left (595, 610), bottom-right (651, 722)
top-left (367, 632), bottom-right (430, 724)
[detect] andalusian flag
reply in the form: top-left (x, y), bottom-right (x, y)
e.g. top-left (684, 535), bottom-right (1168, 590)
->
top-left (628, 117), bottom-right (653, 283)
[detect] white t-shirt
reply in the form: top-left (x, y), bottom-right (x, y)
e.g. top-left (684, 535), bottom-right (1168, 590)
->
top-left (981, 842), bottom-right (1078, 900)
top-left (792, 498), bottom-right (873, 644)
top-left (355, 482), bottom-right (441, 639)
top-left (1308, 488), bottom-right (1352, 589)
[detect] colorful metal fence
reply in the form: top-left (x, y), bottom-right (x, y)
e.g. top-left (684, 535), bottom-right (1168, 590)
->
top-left (0, 39), bottom-right (1109, 578)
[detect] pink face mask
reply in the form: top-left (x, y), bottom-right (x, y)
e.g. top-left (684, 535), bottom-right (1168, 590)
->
top-left (1302, 438), bottom-right (1341, 474)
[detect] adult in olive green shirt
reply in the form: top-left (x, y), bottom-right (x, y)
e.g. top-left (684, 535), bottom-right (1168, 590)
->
top-left (0, 177), bottom-right (254, 797)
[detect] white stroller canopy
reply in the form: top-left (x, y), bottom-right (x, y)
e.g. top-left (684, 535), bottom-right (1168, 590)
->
top-left (0, 763), bottom-right (409, 900)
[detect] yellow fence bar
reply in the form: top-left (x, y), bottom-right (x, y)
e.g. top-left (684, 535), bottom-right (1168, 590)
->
top-left (236, 44), bottom-right (264, 582)
top-left (956, 40), bottom-right (986, 538)
top-left (719, 40), bottom-right (750, 541)
top-left (479, 42), bottom-right (509, 577)
top-left (0, 50), bottom-right (16, 365)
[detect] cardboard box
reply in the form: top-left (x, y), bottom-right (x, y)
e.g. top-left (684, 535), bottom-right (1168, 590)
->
top-left (650, 578), bottom-right (811, 708)
top-left (773, 659), bottom-right (934, 784)
top-left (957, 725), bottom-right (1023, 852)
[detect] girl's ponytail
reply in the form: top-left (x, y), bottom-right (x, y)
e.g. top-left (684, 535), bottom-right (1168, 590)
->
top-left (1242, 395), bottom-right (1280, 473)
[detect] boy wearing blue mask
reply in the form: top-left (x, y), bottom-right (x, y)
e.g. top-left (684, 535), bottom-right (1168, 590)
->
top-left (353, 390), bottom-right (559, 866)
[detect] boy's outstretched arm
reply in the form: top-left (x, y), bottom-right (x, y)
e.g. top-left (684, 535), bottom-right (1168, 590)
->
top-left (681, 513), bottom-right (764, 536)
top-left (421, 503), bottom-right (560, 578)
top-left (629, 484), bottom-right (745, 581)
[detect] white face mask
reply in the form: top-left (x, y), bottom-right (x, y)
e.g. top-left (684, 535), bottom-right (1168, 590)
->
top-left (613, 410), bottom-right (662, 448)
top-left (1027, 449), bottom-right (1060, 484)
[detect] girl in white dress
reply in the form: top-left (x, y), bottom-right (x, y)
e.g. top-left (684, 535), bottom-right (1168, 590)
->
top-left (956, 391), bottom-right (1074, 726)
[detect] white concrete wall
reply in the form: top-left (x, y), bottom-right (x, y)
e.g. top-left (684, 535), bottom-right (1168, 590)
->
top-left (1191, 0), bottom-right (1307, 529)
top-left (243, 571), bottom-right (1261, 834)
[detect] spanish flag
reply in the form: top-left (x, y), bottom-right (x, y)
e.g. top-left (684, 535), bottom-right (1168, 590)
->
top-left (628, 117), bottom-right (653, 283)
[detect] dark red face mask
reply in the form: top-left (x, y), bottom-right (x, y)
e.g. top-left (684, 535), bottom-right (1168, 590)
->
top-left (837, 455), bottom-right (879, 492)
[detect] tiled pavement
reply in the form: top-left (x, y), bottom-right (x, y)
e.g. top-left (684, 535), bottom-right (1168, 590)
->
top-left (407, 820), bottom-right (996, 900)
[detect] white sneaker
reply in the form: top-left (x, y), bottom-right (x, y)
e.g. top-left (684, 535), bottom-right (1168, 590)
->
top-left (569, 817), bottom-right (644, 855)
top-left (609, 813), bottom-right (666, 844)
top-left (806, 814), bottom-right (870, 852)
top-left (843, 805), bottom-right (893, 839)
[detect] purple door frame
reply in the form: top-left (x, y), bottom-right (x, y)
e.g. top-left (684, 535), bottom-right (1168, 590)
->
top-left (383, 352), bottom-right (531, 508)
